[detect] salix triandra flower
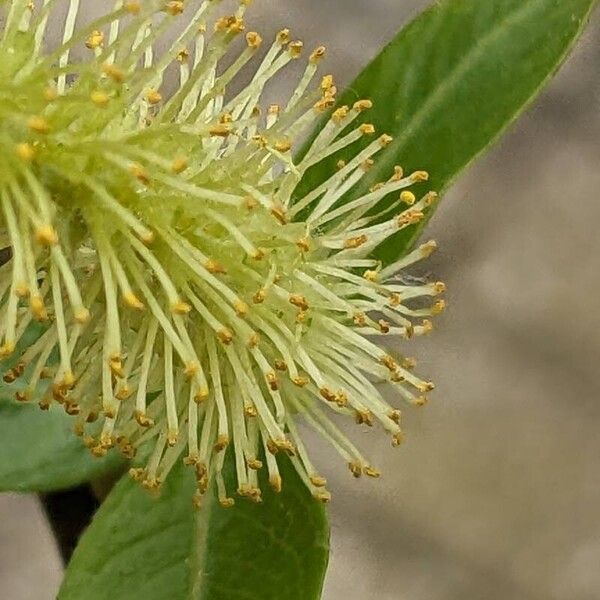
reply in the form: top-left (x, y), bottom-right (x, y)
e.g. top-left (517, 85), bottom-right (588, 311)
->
top-left (0, 0), bottom-right (445, 506)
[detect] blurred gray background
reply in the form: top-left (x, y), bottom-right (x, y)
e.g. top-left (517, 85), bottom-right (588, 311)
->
top-left (2, 1), bottom-right (600, 599)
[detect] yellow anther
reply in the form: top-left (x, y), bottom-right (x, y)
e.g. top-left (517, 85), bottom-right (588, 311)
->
top-left (269, 475), bottom-right (282, 493)
top-left (247, 458), bottom-right (263, 470)
top-left (234, 300), bottom-right (248, 317)
top-left (319, 387), bottom-right (336, 402)
top-left (423, 191), bottom-right (439, 206)
top-left (217, 328), bottom-right (233, 345)
top-left (164, 1), bottom-right (184, 16)
top-left (177, 48), bottom-right (190, 62)
top-left (361, 158), bottom-right (375, 171)
top-left (381, 355), bottom-right (398, 371)
top-left (348, 461), bottom-right (363, 478)
top-left (75, 307), bottom-right (91, 324)
top-left (15, 390), bottom-right (29, 403)
top-left (204, 259), bottom-right (226, 274)
top-left (336, 159), bottom-right (346, 170)
top-left (266, 371), bottom-right (279, 391)
top-left (214, 434), bottom-right (229, 452)
top-left (314, 490), bottom-right (331, 503)
top-left (392, 431), bottom-right (404, 447)
top-left (116, 383), bottom-right (132, 400)
top-left (355, 409), bottom-right (373, 426)
top-left (353, 312), bottom-right (366, 326)
top-left (273, 140), bottom-right (292, 153)
top-left (332, 106), bottom-right (349, 123)
top-left (388, 409), bottom-right (402, 424)
top-left (30, 295), bottom-right (48, 320)
top-left (334, 391), bottom-right (348, 407)
top-left (139, 230), bottom-right (155, 245)
top-left (194, 387), bottom-right (209, 403)
top-left (397, 210), bottom-right (424, 226)
top-left (379, 134), bottom-right (393, 147)
top-left (288, 40), bottom-right (303, 58)
top-left (289, 294), bottom-right (309, 311)
top-left (228, 17), bottom-right (245, 34)
top-left (27, 116), bottom-right (50, 134)
top-left (167, 429), bottom-right (178, 447)
top-left (419, 380), bottom-right (436, 393)
top-left (296, 237), bottom-right (310, 252)
top-left (434, 281), bottom-right (446, 294)
top-left (244, 404), bottom-right (258, 418)
top-left (421, 319), bottom-right (434, 333)
top-left (208, 123), bottom-right (232, 137)
top-left (343, 234), bottom-right (368, 249)
top-left (309, 45), bottom-right (326, 63)
top-left (420, 240), bottom-right (438, 257)
top-left (123, 292), bottom-right (144, 310)
top-left (219, 497), bottom-right (235, 508)
top-left (129, 467), bottom-right (146, 482)
top-left (253, 289), bottom-right (266, 304)
top-left (251, 134), bottom-right (267, 147)
top-left (400, 191), bottom-right (416, 205)
top-left (109, 354), bottom-right (124, 378)
top-left (91, 445), bottom-right (108, 458)
top-left (85, 30), bottom-right (104, 49)
top-left (313, 96), bottom-right (336, 112)
top-left (171, 157), bottom-right (188, 174)
top-left (276, 29), bottom-right (290, 45)
top-left (274, 360), bottom-right (287, 372)
top-left (432, 299), bottom-right (446, 315)
top-left (35, 225), bottom-right (58, 246)
top-left (359, 123), bottom-right (376, 135)
top-left (363, 270), bottom-right (379, 282)
top-left (183, 362), bottom-right (199, 379)
top-left (16, 142), bottom-right (35, 162)
top-left (390, 166), bottom-right (404, 181)
top-left (364, 466), bottom-right (381, 478)
top-left (247, 332), bottom-right (260, 348)
top-left (145, 89), bottom-right (162, 105)
top-left (410, 170), bottom-right (429, 182)
top-left (378, 319), bottom-right (391, 334)
top-left (90, 90), bottom-right (110, 107)
top-left (292, 375), bottom-right (309, 388)
top-left (246, 31), bottom-right (262, 49)
top-left (215, 15), bottom-right (244, 34)
top-left (171, 300), bottom-right (191, 315)
top-left (129, 163), bottom-right (150, 184)
top-left (183, 454), bottom-right (199, 466)
top-left (310, 474), bottom-right (327, 488)
top-left (274, 438), bottom-right (296, 455)
top-left (270, 204), bottom-right (288, 224)
top-left (102, 63), bottom-right (125, 83)
top-left (124, 1), bottom-right (141, 14)
top-left (353, 99), bottom-right (373, 112)
top-left (321, 75), bottom-right (334, 91)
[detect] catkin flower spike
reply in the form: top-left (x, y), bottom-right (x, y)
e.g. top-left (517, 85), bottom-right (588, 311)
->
top-left (0, 0), bottom-right (444, 503)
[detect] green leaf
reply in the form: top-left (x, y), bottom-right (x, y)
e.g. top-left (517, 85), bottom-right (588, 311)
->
top-left (298, 0), bottom-right (598, 263)
top-left (0, 398), bottom-right (123, 492)
top-left (0, 323), bottom-right (123, 492)
top-left (58, 454), bottom-right (330, 600)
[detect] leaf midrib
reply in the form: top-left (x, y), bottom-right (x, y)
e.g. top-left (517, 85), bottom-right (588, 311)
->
top-left (361, 0), bottom-right (541, 194)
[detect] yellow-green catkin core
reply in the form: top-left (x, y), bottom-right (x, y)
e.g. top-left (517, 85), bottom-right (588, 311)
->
top-left (0, 0), bottom-right (445, 506)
